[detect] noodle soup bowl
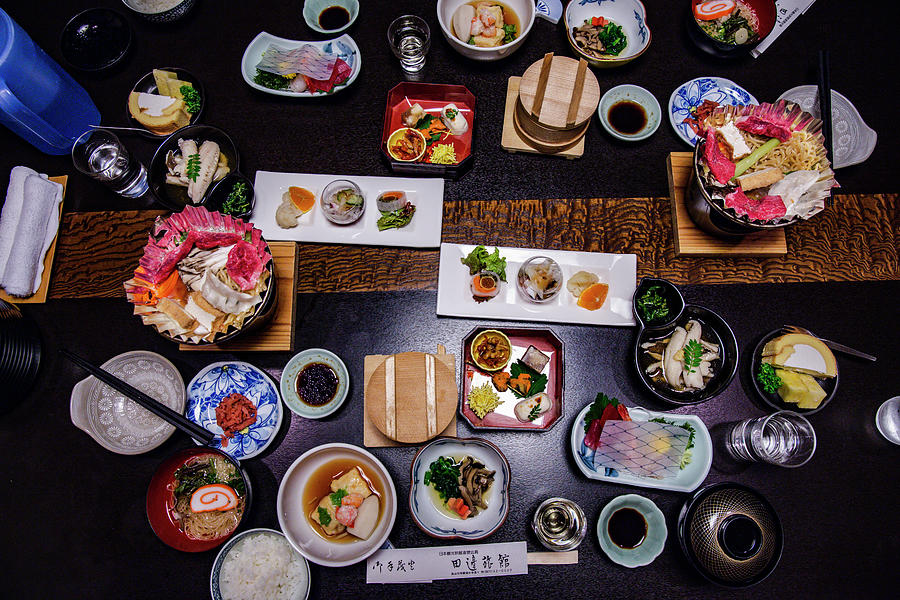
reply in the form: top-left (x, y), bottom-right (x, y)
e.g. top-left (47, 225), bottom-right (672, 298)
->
top-left (147, 446), bottom-right (252, 552)
top-left (277, 443), bottom-right (397, 567)
top-left (687, 0), bottom-right (776, 58)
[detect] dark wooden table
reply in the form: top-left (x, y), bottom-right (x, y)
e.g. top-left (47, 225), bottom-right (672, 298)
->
top-left (1, 1), bottom-right (898, 599)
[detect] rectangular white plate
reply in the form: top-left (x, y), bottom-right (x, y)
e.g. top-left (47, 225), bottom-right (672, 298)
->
top-left (437, 243), bottom-right (637, 326)
top-left (251, 170), bottom-right (443, 247)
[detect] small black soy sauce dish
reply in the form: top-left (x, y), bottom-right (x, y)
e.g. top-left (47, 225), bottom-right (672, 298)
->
top-left (631, 277), bottom-right (739, 406)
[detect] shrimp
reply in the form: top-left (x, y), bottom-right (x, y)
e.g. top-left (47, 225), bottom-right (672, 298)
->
top-left (342, 493), bottom-right (365, 508)
top-left (470, 17), bottom-right (485, 36)
top-left (335, 504), bottom-right (358, 527)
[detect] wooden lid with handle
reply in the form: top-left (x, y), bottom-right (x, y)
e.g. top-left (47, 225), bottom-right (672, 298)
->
top-left (365, 347), bottom-right (457, 444)
top-left (518, 54), bottom-right (600, 131)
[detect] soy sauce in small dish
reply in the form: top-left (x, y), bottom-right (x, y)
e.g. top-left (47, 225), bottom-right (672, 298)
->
top-left (608, 101), bottom-right (647, 135)
top-left (296, 363), bottom-right (339, 406)
top-left (607, 507), bottom-right (647, 549)
top-left (319, 6), bottom-right (350, 31)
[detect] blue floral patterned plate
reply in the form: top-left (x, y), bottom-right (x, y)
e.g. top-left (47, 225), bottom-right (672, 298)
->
top-left (668, 77), bottom-right (757, 146)
top-left (186, 361), bottom-right (283, 460)
top-left (570, 402), bottom-right (712, 493)
top-left (409, 437), bottom-right (511, 540)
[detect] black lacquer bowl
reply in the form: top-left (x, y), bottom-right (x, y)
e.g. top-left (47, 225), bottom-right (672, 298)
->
top-left (678, 482), bottom-right (783, 587)
top-left (149, 125), bottom-right (240, 212)
top-left (632, 278), bottom-right (737, 406)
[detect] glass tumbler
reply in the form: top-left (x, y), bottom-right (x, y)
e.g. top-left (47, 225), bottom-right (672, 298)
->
top-left (726, 410), bottom-right (816, 468)
top-left (72, 129), bottom-right (149, 198)
top-left (387, 15), bottom-right (430, 73)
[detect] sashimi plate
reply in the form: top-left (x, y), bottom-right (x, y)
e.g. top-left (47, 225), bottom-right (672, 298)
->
top-left (570, 402), bottom-right (712, 492)
top-left (240, 32), bottom-right (361, 97)
top-left (252, 171), bottom-right (443, 247)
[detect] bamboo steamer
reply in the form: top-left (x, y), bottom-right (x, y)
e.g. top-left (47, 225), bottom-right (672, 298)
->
top-left (516, 53), bottom-right (599, 150)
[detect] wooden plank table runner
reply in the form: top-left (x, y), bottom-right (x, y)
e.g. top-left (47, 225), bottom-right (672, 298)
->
top-left (47, 190), bottom-right (898, 299)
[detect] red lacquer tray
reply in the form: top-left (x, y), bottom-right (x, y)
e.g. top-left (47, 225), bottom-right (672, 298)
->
top-left (380, 82), bottom-right (475, 179)
top-left (459, 326), bottom-right (565, 431)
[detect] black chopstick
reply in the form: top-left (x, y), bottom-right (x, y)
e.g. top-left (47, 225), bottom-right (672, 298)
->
top-left (60, 349), bottom-right (215, 445)
top-left (818, 49), bottom-right (833, 163)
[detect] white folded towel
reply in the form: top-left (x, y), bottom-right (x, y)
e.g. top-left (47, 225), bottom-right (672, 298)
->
top-left (0, 166), bottom-right (63, 297)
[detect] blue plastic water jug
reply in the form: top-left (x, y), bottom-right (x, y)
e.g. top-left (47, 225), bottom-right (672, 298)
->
top-left (0, 8), bottom-right (101, 155)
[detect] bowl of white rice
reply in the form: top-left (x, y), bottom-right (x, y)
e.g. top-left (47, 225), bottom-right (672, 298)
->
top-left (211, 528), bottom-right (311, 600)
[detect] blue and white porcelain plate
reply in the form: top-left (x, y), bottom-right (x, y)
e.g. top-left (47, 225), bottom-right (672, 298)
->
top-left (409, 437), bottom-right (511, 540)
top-left (570, 403), bottom-right (712, 493)
top-left (186, 361), bottom-right (283, 460)
top-left (668, 77), bottom-right (757, 146)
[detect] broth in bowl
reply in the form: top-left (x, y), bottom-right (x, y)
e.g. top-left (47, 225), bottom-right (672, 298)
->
top-left (304, 458), bottom-right (385, 543)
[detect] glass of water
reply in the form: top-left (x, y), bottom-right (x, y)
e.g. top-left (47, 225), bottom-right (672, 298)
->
top-left (72, 129), bottom-right (149, 198)
top-left (388, 15), bottom-right (430, 73)
top-left (726, 410), bottom-right (816, 468)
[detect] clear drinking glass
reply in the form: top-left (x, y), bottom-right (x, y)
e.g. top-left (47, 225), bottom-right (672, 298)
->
top-left (72, 129), bottom-right (149, 198)
top-left (387, 15), bottom-right (430, 73)
top-left (726, 410), bottom-right (816, 468)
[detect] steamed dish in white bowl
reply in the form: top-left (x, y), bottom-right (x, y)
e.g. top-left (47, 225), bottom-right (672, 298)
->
top-left (277, 443), bottom-right (397, 567)
top-left (437, 0), bottom-right (534, 61)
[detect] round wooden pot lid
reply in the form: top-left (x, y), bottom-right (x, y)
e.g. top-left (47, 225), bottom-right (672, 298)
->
top-left (365, 352), bottom-right (457, 444)
top-left (519, 53), bottom-right (600, 131)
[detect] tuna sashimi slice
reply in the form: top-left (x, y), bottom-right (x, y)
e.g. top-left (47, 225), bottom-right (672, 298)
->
top-left (704, 129), bottom-right (735, 184)
top-left (735, 115), bottom-right (792, 142)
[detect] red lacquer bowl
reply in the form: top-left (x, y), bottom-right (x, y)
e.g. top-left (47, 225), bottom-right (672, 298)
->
top-left (146, 446), bottom-right (252, 552)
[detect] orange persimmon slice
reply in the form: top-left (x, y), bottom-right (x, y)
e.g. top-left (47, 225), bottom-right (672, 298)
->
top-left (577, 282), bottom-right (610, 311)
top-left (288, 186), bottom-right (316, 213)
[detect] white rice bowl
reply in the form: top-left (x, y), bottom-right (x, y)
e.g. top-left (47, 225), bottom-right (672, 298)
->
top-left (211, 528), bottom-right (310, 600)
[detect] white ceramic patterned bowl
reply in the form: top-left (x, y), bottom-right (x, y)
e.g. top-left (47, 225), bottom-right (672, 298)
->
top-left (70, 350), bottom-right (185, 454)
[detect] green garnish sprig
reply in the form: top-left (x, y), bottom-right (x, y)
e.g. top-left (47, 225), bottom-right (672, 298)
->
top-left (185, 153), bottom-right (201, 182)
top-left (756, 363), bottom-right (783, 394)
top-left (683, 339), bottom-right (703, 373)
top-left (179, 85), bottom-right (201, 114)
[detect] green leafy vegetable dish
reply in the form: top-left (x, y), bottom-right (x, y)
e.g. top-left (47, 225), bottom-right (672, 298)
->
top-left (461, 245), bottom-right (507, 281)
top-left (377, 202), bottom-right (416, 231)
top-left (424, 456), bottom-right (461, 502)
top-left (636, 285), bottom-right (671, 323)
top-left (571, 16), bottom-right (627, 59)
top-left (219, 180), bottom-right (251, 217)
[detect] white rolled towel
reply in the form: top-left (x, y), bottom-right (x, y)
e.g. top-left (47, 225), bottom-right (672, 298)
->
top-left (0, 172), bottom-right (63, 297)
top-left (0, 166), bottom-right (40, 273)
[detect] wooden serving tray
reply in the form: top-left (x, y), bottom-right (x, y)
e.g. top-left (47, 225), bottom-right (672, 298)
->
top-left (0, 175), bottom-right (66, 304)
top-left (667, 152), bottom-right (787, 256)
top-left (179, 241), bottom-right (297, 352)
top-left (363, 345), bottom-right (457, 447)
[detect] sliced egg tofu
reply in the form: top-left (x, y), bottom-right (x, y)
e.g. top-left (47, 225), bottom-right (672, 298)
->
top-left (331, 467), bottom-right (372, 499)
top-left (313, 496), bottom-right (346, 535)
